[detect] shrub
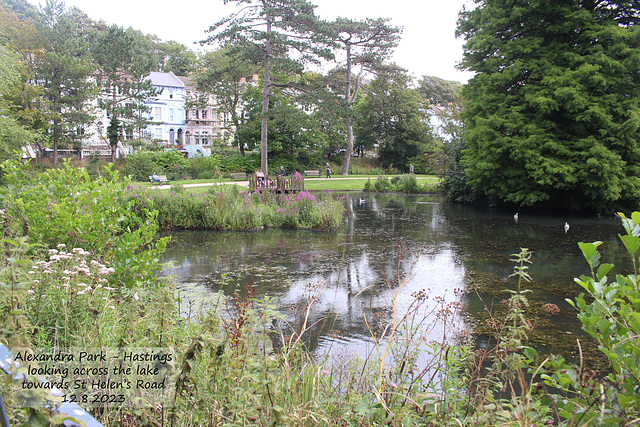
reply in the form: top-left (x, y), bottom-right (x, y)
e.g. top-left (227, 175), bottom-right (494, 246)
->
top-left (0, 159), bottom-right (167, 288)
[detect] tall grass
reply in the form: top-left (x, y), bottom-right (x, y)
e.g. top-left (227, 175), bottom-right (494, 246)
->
top-left (124, 186), bottom-right (345, 231)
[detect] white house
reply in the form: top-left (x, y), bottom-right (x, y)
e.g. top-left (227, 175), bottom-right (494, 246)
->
top-left (144, 72), bottom-right (186, 146)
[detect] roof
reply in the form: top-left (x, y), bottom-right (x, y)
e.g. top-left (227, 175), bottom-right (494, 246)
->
top-left (176, 75), bottom-right (194, 89)
top-left (146, 72), bottom-right (185, 88)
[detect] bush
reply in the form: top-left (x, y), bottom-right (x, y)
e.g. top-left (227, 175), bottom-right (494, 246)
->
top-left (0, 159), bottom-right (167, 288)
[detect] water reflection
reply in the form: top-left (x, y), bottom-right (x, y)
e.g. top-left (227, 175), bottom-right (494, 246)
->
top-left (159, 193), bottom-right (628, 362)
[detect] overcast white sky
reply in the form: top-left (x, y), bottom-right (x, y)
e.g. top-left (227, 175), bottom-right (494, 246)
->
top-left (26, 0), bottom-right (476, 83)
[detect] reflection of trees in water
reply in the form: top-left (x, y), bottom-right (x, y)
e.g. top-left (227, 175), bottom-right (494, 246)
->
top-left (160, 194), bottom-right (467, 352)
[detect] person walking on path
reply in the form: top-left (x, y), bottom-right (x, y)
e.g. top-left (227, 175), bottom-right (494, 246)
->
top-left (326, 163), bottom-right (332, 179)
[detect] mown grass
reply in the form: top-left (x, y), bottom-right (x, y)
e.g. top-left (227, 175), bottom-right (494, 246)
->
top-left (135, 175), bottom-right (441, 193)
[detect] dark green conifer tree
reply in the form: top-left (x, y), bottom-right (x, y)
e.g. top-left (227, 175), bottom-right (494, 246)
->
top-left (457, 1), bottom-right (640, 212)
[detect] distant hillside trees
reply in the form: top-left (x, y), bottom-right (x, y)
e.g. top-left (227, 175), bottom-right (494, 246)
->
top-left (417, 75), bottom-right (461, 105)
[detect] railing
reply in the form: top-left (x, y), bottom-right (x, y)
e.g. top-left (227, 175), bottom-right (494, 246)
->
top-left (248, 173), bottom-right (305, 193)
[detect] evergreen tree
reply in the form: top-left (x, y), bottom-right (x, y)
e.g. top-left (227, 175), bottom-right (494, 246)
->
top-left (204, 0), bottom-right (331, 175)
top-left (92, 24), bottom-right (158, 161)
top-left (35, 0), bottom-right (96, 164)
top-left (195, 48), bottom-right (260, 156)
top-left (457, 1), bottom-right (640, 212)
top-left (322, 17), bottom-right (401, 175)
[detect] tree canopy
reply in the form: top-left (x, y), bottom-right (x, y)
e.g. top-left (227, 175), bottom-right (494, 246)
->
top-left (457, 0), bottom-right (640, 213)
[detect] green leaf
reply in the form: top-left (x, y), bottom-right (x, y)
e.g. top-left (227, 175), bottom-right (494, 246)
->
top-left (620, 234), bottom-right (640, 257)
top-left (596, 263), bottom-right (614, 281)
top-left (578, 241), bottom-right (603, 270)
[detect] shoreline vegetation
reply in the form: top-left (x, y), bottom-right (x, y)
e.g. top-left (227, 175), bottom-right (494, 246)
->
top-left (1, 160), bottom-right (639, 426)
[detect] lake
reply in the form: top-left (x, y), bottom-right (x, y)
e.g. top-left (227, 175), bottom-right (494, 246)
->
top-left (159, 193), bottom-right (629, 365)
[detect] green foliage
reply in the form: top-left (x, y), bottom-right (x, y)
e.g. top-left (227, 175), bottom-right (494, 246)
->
top-left (140, 186), bottom-right (344, 231)
top-left (0, 158), bottom-right (167, 288)
top-left (533, 212), bottom-right (640, 425)
top-left (355, 67), bottom-right (436, 173)
top-left (417, 75), bottom-right (462, 105)
top-left (457, 1), bottom-right (640, 212)
top-left (364, 174), bottom-right (431, 194)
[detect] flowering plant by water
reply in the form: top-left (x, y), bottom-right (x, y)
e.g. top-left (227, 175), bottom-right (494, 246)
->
top-left (138, 185), bottom-right (344, 231)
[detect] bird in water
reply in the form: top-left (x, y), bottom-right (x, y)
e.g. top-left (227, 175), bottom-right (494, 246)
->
top-left (358, 198), bottom-right (366, 204)
top-left (514, 212), bottom-right (519, 223)
top-left (564, 222), bottom-right (570, 233)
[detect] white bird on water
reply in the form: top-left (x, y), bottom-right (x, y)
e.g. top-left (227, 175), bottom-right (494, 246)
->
top-left (514, 212), bottom-right (519, 222)
top-left (358, 198), bottom-right (366, 204)
top-left (564, 222), bottom-right (570, 233)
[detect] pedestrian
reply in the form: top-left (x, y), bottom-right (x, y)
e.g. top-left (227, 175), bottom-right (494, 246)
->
top-left (409, 163), bottom-right (415, 174)
top-left (326, 163), bottom-right (332, 178)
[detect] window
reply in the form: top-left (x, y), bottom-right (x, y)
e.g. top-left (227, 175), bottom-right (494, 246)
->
top-left (202, 131), bottom-right (208, 146)
top-left (169, 108), bottom-right (174, 122)
top-left (154, 107), bottom-right (162, 122)
top-left (155, 128), bottom-right (162, 140)
top-left (201, 110), bottom-right (208, 119)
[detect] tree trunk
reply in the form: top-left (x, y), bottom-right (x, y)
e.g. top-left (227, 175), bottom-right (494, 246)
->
top-left (342, 44), bottom-right (353, 175)
top-left (260, 10), bottom-right (272, 176)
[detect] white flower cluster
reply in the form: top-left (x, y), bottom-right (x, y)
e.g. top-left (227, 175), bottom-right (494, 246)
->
top-left (29, 243), bottom-right (116, 301)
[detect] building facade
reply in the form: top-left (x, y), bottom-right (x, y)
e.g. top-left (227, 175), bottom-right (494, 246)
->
top-left (144, 72), bottom-right (186, 146)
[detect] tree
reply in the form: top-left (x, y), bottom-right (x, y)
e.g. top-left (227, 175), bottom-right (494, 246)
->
top-left (323, 17), bottom-right (401, 175)
top-left (195, 47), bottom-right (260, 156)
top-left (157, 40), bottom-right (197, 76)
top-left (204, 0), bottom-right (331, 175)
top-left (35, 0), bottom-right (96, 164)
top-left (457, 0), bottom-right (640, 212)
top-left (417, 75), bottom-right (462, 105)
top-left (0, 3), bottom-right (48, 133)
top-left (355, 65), bottom-right (435, 172)
top-left (107, 115), bottom-right (121, 157)
top-left (0, 44), bottom-right (36, 159)
top-left (92, 24), bottom-right (158, 161)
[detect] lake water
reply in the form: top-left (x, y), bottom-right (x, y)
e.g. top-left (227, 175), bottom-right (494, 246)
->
top-left (159, 193), bottom-right (630, 365)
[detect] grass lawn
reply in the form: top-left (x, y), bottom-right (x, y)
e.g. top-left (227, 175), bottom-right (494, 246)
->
top-left (134, 175), bottom-right (441, 194)
top-left (304, 175), bottom-right (440, 191)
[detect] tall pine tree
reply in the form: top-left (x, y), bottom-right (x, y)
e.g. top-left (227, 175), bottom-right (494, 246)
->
top-left (204, 0), bottom-right (331, 175)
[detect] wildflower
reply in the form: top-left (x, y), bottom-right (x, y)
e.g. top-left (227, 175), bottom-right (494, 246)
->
top-left (389, 382), bottom-right (398, 389)
top-left (109, 305), bottom-right (115, 310)
top-left (322, 370), bottom-right (329, 376)
top-left (27, 290), bottom-right (35, 295)
top-left (48, 249), bottom-right (59, 255)
top-left (77, 282), bottom-right (88, 287)
top-left (133, 292), bottom-right (139, 301)
top-left (77, 290), bottom-right (85, 295)
top-left (56, 244), bottom-right (66, 249)
top-left (98, 266), bottom-right (115, 275)
top-left (27, 271), bottom-right (34, 275)
top-left (104, 287), bottom-right (115, 291)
